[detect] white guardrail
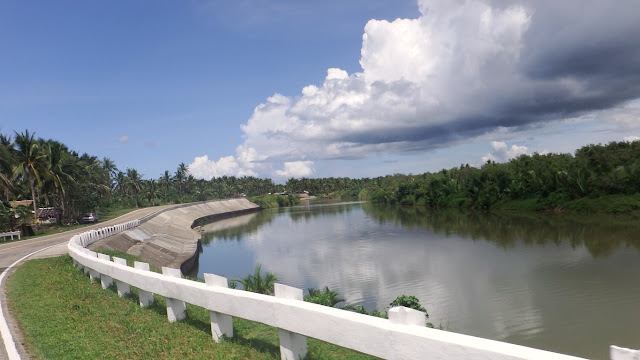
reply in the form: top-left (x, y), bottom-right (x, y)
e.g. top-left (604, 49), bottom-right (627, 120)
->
top-left (68, 221), bottom-right (637, 360)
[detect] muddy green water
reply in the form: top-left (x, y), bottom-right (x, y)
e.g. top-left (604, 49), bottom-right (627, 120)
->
top-left (197, 201), bottom-right (640, 359)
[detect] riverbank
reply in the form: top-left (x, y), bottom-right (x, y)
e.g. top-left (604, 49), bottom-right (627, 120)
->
top-left (89, 198), bottom-right (260, 274)
top-left (491, 193), bottom-right (640, 213)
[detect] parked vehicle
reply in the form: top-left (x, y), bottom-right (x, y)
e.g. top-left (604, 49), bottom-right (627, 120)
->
top-left (82, 212), bottom-right (99, 223)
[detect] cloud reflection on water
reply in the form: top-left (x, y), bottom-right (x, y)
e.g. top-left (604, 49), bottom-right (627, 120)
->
top-left (198, 203), bottom-right (640, 359)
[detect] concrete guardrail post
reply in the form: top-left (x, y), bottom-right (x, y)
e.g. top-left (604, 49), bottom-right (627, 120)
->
top-left (204, 273), bottom-right (233, 342)
top-left (274, 283), bottom-right (307, 360)
top-left (388, 306), bottom-right (426, 326)
top-left (134, 261), bottom-right (155, 307)
top-left (97, 253), bottom-right (113, 289)
top-left (611, 345), bottom-right (640, 360)
top-left (113, 257), bottom-right (131, 297)
top-left (86, 251), bottom-right (100, 281)
top-left (162, 267), bottom-right (186, 322)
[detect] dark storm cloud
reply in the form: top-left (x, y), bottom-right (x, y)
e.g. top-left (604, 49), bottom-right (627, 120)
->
top-left (338, 0), bottom-right (640, 152)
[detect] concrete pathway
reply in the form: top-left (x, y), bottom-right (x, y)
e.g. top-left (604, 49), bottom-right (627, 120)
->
top-left (0, 205), bottom-right (175, 360)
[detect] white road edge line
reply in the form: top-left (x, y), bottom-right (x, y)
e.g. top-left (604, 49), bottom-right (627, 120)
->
top-left (0, 244), bottom-right (58, 360)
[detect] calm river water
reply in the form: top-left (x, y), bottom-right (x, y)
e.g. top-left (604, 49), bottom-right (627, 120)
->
top-left (196, 201), bottom-right (640, 359)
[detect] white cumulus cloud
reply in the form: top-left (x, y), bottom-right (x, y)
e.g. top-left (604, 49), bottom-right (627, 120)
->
top-left (275, 161), bottom-right (315, 178)
top-left (117, 135), bottom-right (130, 144)
top-left (190, 0), bottom-right (640, 179)
top-left (187, 154), bottom-right (256, 180)
top-left (482, 141), bottom-right (529, 163)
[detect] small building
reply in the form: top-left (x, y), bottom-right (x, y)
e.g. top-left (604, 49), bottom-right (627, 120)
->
top-left (9, 200), bottom-right (33, 209)
top-left (36, 207), bottom-right (62, 224)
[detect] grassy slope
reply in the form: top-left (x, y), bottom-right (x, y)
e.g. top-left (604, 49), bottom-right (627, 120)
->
top-left (6, 254), bottom-right (376, 360)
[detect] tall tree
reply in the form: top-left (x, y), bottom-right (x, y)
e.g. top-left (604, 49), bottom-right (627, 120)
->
top-left (160, 170), bottom-right (171, 196)
top-left (41, 140), bottom-right (73, 208)
top-left (126, 168), bottom-right (143, 207)
top-left (12, 130), bottom-right (46, 215)
top-left (175, 162), bottom-right (188, 193)
top-left (145, 179), bottom-right (159, 206)
top-left (102, 157), bottom-right (118, 185)
top-left (0, 134), bottom-right (15, 201)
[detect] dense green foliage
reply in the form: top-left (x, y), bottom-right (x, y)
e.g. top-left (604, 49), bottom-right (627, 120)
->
top-left (304, 287), bottom-right (435, 327)
top-left (248, 194), bottom-right (301, 209)
top-left (284, 141), bottom-right (640, 212)
top-left (2, 128), bottom-right (637, 234)
top-left (0, 130), bottom-right (282, 231)
top-left (305, 287), bottom-right (346, 307)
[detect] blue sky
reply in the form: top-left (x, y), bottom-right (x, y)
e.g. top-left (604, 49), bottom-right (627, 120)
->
top-left (2, 0), bottom-right (639, 182)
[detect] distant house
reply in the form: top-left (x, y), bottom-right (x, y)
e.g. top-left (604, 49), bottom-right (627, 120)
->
top-left (36, 207), bottom-right (61, 224)
top-left (10, 200), bottom-right (33, 209)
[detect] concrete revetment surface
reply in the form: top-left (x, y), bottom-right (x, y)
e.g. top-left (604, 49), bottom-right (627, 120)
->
top-left (89, 198), bottom-right (259, 273)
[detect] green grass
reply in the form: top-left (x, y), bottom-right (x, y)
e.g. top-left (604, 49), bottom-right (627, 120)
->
top-left (7, 255), bottom-right (377, 360)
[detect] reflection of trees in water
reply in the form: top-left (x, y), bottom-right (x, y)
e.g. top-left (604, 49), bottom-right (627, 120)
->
top-left (200, 210), bottom-right (277, 244)
top-left (288, 202), bottom-right (359, 222)
top-left (361, 203), bottom-right (640, 258)
top-left (200, 202), bottom-right (361, 243)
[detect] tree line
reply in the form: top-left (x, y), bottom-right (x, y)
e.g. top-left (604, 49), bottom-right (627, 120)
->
top-left (0, 130), bottom-right (282, 228)
top-left (2, 129), bottom-right (638, 231)
top-left (284, 140), bottom-right (640, 212)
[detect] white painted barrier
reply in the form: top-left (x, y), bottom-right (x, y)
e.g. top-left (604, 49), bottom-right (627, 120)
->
top-left (68, 220), bottom-right (631, 360)
top-left (0, 231), bottom-right (21, 241)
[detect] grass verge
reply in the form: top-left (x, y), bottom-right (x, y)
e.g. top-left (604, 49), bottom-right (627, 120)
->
top-left (6, 254), bottom-right (377, 360)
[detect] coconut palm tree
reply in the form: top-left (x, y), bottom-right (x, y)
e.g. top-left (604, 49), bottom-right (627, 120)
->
top-left (102, 157), bottom-right (118, 180)
top-left (0, 134), bottom-right (15, 201)
top-left (114, 171), bottom-right (127, 198)
top-left (145, 179), bottom-right (159, 206)
top-left (175, 162), bottom-right (188, 194)
top-left (160, 170), bottom-right (171, 197)
top-left (41, 140), bottom-right (73, 207)
top-left (12, 130), bottom-right (46, 215)
top-left (125, 168), bottom-right (143, 207)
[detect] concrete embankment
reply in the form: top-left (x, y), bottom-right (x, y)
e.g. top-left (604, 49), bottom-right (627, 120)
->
top-left (89, 198), bottom-right (260, 274)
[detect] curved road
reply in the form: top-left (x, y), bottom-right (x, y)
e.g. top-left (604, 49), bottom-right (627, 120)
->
top-left (0, 205), bottom-right (175, 360)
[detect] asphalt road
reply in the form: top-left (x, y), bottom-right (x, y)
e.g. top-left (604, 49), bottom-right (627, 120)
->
top-left (0, 205), bottom-right (174, 360)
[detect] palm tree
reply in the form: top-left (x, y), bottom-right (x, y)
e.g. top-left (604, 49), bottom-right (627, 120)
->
top-left (145, 179), bottom-right (159, 206)
top-left (175, 162), bottom-right (188, 193)
top-left (160, 170), bottom-right (171, 196)
top-left (41, 140), bottom-right (73, 207)
top-left (99, 157), bottom-right (118, 201)
top-left (115, 171), bottom-right (127, 197)
top-left (12, 130), bottom-right (46, 215)
top-left (102, 157), bottom-right (118, 188)
top-left (102, 157), bottom-right (118, 180)
top-left (0, 134), bottom-right (15, 202)
top-left (232, 264), bottom-right (278, 295)
top-left (125, 168), bottom-right (143, 207)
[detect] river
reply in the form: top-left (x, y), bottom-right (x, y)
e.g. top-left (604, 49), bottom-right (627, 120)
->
top-left (196, 201), bottom-right (640, 359)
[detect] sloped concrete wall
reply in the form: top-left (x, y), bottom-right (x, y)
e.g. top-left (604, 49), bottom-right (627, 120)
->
top-left (90, 198), bottom-right (259, 273)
